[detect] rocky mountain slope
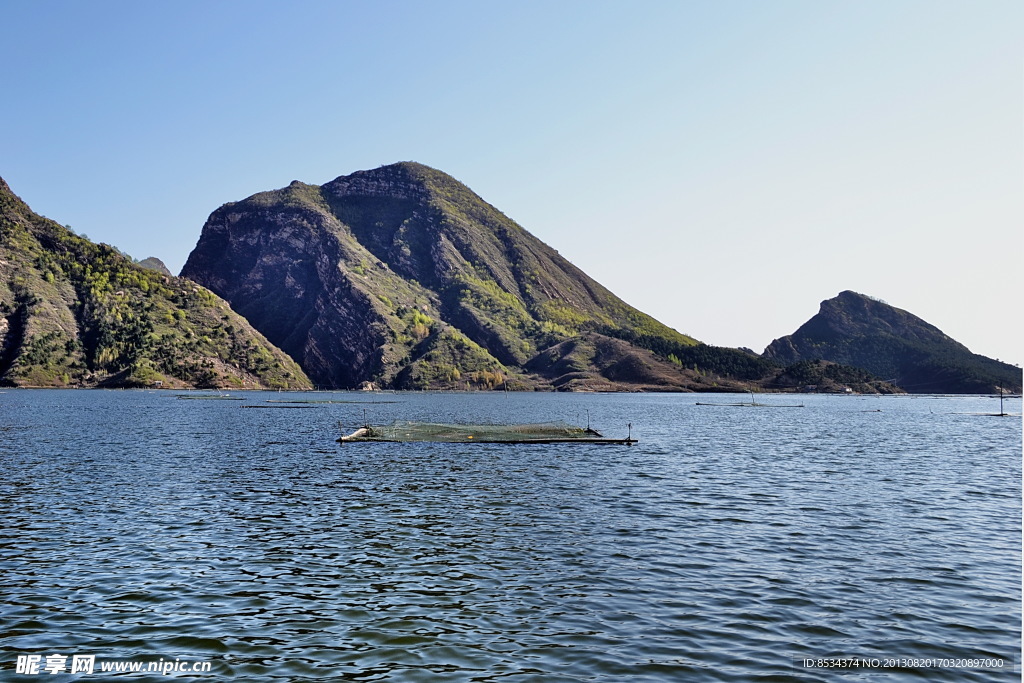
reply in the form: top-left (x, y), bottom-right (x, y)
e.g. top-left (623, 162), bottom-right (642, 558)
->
top-left (182, 162), bottom-right (708, 390)
top-left (0, 177), bottom-right (311, 389)
top-left (137, 256), bottom-right (173, 277)
top-left (764, 290), bottom-right (1021, 393)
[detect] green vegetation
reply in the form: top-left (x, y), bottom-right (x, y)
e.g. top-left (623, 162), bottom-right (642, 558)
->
top-left (394, 326), bottom-right (508, 390)
top-left (771, 359), bottom-right (898, 394)
top-left (0, 177), bottom-right (311, 389)
top-left (603, 327), bottom-right (778, 381)
top-left (533, 300), bottom-right (590, 336)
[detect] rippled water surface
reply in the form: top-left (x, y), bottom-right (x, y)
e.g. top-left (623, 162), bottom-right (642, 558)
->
top-left (1, 390), bottom-right (1020, 681)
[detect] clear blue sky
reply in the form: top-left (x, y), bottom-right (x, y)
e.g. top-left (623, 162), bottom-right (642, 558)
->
top-left (3, 1), bottom-right (1020, 365)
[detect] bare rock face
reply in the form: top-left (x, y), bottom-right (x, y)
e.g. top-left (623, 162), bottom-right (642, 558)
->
top-left (182, 195), bottom-right (382, 388)
top-left (181, 162), bottom-right (699, 389)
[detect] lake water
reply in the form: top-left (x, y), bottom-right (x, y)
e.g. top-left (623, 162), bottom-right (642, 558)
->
top-left (1, 390), bottom-right (1020, 681)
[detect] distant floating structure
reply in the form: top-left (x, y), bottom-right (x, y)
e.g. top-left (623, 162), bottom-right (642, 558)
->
top-left (696, 392), bottom-right (804, 408)
top-left (175, 394), bottom-right (244, 400)
top-left (952, 386), bottom-right (1021, 417)
top-left (338, 420), bottom-right (636, 444)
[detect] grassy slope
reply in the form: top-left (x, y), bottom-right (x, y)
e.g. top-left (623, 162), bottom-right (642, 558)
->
top-left (0, 177), bottom-right (311, 389)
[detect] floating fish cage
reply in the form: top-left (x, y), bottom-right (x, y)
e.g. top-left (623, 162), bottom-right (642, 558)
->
top-left (338, 420), bottom-right (636, 445)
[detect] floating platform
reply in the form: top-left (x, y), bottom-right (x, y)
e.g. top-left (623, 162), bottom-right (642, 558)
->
top-left (695, 401), bottom-right (804, 408)
top-left (175, 394), bottom-right (245, 400)
top-left (338, 421), bottom-right (636, 445)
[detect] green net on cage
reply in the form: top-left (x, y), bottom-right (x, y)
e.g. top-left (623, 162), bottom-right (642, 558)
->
top-left (338, 421), bottom-right (635, 444)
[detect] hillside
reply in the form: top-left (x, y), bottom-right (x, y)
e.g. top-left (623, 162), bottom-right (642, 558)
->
top-left (137, 256), bottom-right (173, 277)
top-left (181, 162), bottom-right (705, 390)
top-left (764, 291), bottom-right (1021, 393)
top-left (0, 177), bottom-right (312, 389)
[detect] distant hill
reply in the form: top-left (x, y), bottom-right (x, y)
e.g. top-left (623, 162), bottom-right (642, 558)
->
top-left (182, 162), bottom-right (708, 390)
top-left (0, 176), bottom-right (311, 389)
top-left (764, 291), bottom-right (1021, 393)
top-left (137, 256), bottom-right (173, 277)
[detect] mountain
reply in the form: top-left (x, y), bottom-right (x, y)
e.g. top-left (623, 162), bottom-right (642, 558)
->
top-left (0, 177), bottom-right (311, 389)
top-left (137, 256), bottom-right (173, 277)
top-left (181, 162), bottom-right (714, 391)
top-left (763, 290), bottom-right (1021, 393)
